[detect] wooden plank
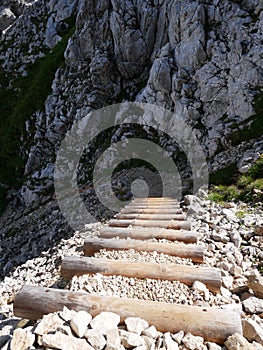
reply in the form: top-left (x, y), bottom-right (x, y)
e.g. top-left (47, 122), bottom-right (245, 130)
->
top-left (14, 286), bottom-right (242, 343)
top-left (61, 256), bottom-right (221, 293)
top-left (109, 219), bottom-right (191, 230)
top-left (83, 237), bottom-right (204, 262)
top-left (121, 208), bottom-right (183, 214)
top-left (115, 213), bottom-right (186, 220)
top-left (99, 227), bottom-right (197, 243)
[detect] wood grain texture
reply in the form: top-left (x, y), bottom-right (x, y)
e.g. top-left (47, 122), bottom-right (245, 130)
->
top-left (115, 213), bottom-right (186, 220)
top-left (99, 227), bottom-right (197, 243)
top-left (109, 219), bottom-right (191, 230)
top-left (83, 237), bottom-right (204, 262)
top-left (14, 285), bottom-right (242, 344)
top-left (61, 256), bottom-right (221, 292)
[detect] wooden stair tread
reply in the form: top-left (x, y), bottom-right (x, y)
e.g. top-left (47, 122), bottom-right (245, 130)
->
top-left (99, 227), bottom-right (197, 243)
top-left (83, 237), bottom-right (204, 262)
top-left (61, 256), bottom-right (221, 293)
top-left (14, 285), bottom-right (242, 344)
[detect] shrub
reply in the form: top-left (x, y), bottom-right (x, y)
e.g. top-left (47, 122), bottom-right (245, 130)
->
top-left (209, 156), bottom-right (263, 204)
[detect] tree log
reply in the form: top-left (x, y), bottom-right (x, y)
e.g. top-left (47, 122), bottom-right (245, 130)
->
top-left (61, 256), bottom-right (221, 292)
top-left (99, 227), bottom-right (197, 243)
top-left (115, 213), bottom-right (185, 220)
top-left (121, 208), bottom-right (183, 214)
top-left (14, 286), bottom-right (242, 344)
top-left (126, 204), bottom-right (181, 209)
top-left (83, 237), bottom-right (204, 262)
top-left (132, 197), bottom-right (177, 202)
top-left (109, 219), bottom-right (191, 230)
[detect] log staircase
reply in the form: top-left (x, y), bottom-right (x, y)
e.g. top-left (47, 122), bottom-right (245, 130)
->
top-left (14, 197), bottom-right (242, 344)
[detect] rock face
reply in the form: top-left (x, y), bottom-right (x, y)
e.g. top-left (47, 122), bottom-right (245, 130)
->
top-left (0, 0), bottom-right (263, 209)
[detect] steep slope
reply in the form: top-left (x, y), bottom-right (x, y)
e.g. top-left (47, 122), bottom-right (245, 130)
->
top-left (0, 0), bottom-right (263, 210)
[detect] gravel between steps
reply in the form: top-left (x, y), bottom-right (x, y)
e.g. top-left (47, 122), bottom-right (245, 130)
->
top-left (0, 195), bottom-right (263, 349)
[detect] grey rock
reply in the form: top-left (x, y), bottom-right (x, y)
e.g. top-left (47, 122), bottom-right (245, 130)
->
top-left (142, 325), bottom-right (158, 339)
top-left (59, 306), bottom-right (77, 322)
top-left (243, 297), bottom-right (263, 314)
top-left (105, 329), bottom-right (122, 350)
top-left (119, 329), bottom-right (145, 348)
top-left (254, 226), bottom-right (263, 236)
top-left (206, 342), bottom-right (222, 350)
top-left (182, 332), bottom-right (206, 350)
top-left (90, 312), bottom-right (120, 335)
top-left (85, 329), bottom-right (106, 350)
top-left (242, 318), bottom-right (263, 345)
top-left (42, 332), bottom-right (94, 350)
top-left (70, 310), bottom-right (92, 338)
top-left (224, 333), bottom-right (255, 350)
top-left (171, 330), bottom-right (184, 344)
top-left (125, 317), bottom-right (149, 335)
top-left (149, 57), bottom-right (171, 93)
top-left (248, 273), bottom-right (263, 299)
top-left (163, 332), bottom-right (179, 349)
top-left (10, 328), bottom-right (35, 350)
top-left (0, 8), bottom-right (16, 31)
top-left (34, 313), bottom-right (64, 336)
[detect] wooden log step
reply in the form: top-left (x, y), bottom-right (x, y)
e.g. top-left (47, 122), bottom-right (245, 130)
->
top-left (61, 256), bottom-right (221, 293)
top-left (109, 219), bottom-right (191, 230)
top-left (83, 237), bottom-right (204, 262)
top-left (125, 206), bottom-right (181, 211)
top-left (126, 204), bottom-right (181, 209)
top-left (14, 285), bottom-right (242, 344)
top-left (121, 208), bottom-right (183, 214)
top-left (115, 213), bottom-right (185, 220)
top-left (99, 227), bottom-right (197, 243)
top-left (132, 197), bottom-right (177, 202)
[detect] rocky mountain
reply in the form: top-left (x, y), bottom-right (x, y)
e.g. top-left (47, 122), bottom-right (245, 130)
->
top-left (0, 0), bottom-right (263, 212)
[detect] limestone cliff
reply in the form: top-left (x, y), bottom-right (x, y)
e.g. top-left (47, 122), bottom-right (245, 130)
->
top-left (0, 0), bottom-right (263, 209)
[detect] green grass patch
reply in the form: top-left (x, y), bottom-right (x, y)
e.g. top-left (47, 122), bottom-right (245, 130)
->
top-left (209, 155), bottom-right (263, 204)
top-left (226, 90), bottom-right (263, 146)
top-left (209, 164), bottom-right (239, 186)
top-left (0, 17), bottom-right (76, 188)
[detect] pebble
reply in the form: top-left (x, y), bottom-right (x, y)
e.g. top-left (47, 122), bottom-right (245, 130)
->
top-left (171, 330), bottom-right (184, 344)
top-left (105, 328), bottom-right (122, 350)
top-left (182, 332), bottom-right (206, 350)
top-left (70, 310), bottom-right (92, 338)
top-left (242, 297), bottom-right (263, 314)
top-left (163, 332), bottom-right (179, 349)
top-left (34, 313), bottom-right (64, 336)
top-left (224, 333), bottom-right (255, 350)
top-left (90, 312), bottom-right (120, 335)
top-left (119, 329), bottom-right (145, 348)
top-left (41, 332), bottom-right (93, 350)
top-left (0, 195), bottom-right (263, 349)
top-left (247, 273), bottom-right (263, 299)
top-left (125, 317), bottom-right (149, 335)
top-left (242, 318), bottom-right (263, 345)
top-left (85, 329), bottom-right (107, 349)
top-left (10, 327), bottom-right (35, 350)
top-left (142, 325), bottom-right (158, 339)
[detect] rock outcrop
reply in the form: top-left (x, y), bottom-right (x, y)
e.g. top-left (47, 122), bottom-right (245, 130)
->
top-left (0, 0), bottom-right (263, 209)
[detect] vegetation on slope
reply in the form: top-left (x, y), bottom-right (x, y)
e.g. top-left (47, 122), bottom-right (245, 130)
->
top-left (0, 17), bottom-right (75, 214)
top-left (209, 155), bottom-right (263, 203)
